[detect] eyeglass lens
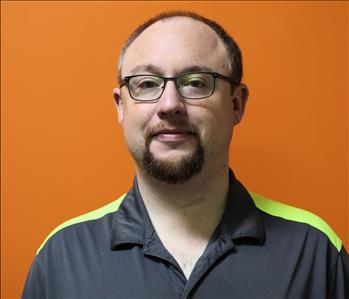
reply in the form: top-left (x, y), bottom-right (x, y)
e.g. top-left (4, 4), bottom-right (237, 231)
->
top-left (128, 73), bottom-right (215, 101)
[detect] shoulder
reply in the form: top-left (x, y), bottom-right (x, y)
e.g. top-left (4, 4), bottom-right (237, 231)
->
top-left (249, 191), bottom-right (343, 252)
top-left (36, 193), bottom-right (127, 255)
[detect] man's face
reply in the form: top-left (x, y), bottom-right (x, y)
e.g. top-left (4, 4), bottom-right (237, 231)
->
top-left (114, 17), bottom-right (247, 184)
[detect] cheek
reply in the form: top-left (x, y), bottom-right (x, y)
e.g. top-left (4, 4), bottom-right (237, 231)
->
top-left (194, 103), bottom-right (234, 152)
top-left (122, 105), bottom-right (154, 142)
top-left (123, 117), bottom-right (144, 145)
top-left (197, 98), bottom-right (234, 129)
top-left (201, 117), bottom-right (233, 143)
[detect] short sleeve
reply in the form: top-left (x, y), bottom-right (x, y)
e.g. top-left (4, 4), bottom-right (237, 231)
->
top-left (22, 257), bottom-right (46, 299)
top-left (328, 246), bottom-right (349, 299)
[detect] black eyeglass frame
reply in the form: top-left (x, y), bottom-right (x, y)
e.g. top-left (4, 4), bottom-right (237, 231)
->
top-left (119, 71), bottom-right (235, 102)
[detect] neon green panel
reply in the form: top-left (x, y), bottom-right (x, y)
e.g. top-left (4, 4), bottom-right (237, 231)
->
top-left (36, 194), bottom-right (127, 255)
top-left (36, 191), bottom-right (343, 255)
top-left (249, 192), bottom-right (342, 252)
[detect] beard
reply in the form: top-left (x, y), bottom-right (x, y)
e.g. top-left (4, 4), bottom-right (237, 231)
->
top-left (143, 139), bottom-right (204, 184)
top-left (131, 124), bottom-right (205, 184)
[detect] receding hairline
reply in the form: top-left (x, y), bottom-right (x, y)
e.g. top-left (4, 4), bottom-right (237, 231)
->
top-left (121, 16), bottom-right (229, 73)
top-left (128, 15), bottom-right (224, 43)
top-left (117, 11), bottom-right (243, 86)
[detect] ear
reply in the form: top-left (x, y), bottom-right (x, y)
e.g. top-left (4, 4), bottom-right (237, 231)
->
top-left (113, 88), bottom-right (125, 126)
top-left (231, 83), bottom-right (249, 125)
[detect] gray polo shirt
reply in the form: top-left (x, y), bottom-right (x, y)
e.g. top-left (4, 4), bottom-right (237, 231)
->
top-left (22, 171), bottom-right (348, 298)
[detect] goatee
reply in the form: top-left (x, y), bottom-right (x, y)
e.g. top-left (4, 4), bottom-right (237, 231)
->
top-left (142, 125), bottom-right (204, 184)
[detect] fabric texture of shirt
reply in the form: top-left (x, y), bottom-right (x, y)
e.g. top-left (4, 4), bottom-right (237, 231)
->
top-left (22, 171), bottom-right (349, 298)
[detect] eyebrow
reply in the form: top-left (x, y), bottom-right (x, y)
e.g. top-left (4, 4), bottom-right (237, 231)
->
top-left (128, 64), bottom-right (163, 76)
top-left (179, 65), bottom-right (214, 74)
top-left (127, 64), bottom-right (215, 76)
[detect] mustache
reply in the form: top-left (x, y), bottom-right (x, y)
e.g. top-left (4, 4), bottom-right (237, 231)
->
top-left (145, 123), bottom-right (199, 140)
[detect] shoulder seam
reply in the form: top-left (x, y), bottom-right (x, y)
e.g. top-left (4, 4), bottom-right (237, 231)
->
top-left (249, 191), bottom-right (342, 252)
top-left (36, 193), bottom-right (127, 255)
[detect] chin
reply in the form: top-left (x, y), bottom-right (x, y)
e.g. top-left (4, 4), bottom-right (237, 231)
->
top-left (151, 150), bottom-right (191, 162)
top-left (142, 144), bottom-right (204, 185)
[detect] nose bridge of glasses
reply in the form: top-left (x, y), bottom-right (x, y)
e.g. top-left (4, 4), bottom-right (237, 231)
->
top-left (161, 77), bottom-right (182, 97)
top-left (155, 77), bottom-right (187, 116)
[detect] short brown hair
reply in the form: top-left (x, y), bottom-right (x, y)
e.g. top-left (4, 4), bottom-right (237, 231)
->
top-left (117, 11), bottom-right (243, 86)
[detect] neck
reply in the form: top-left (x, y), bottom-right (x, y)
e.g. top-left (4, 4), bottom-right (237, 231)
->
top-left (136, 163), bottom-right (230, 236)
top-left (136, 162), bottom-right (231, 279)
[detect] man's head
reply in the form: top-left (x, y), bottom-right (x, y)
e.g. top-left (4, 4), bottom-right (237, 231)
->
top-left (117, 11), bottom-right (243, 87)
top-left (114, 11), bottom-right (248, 184)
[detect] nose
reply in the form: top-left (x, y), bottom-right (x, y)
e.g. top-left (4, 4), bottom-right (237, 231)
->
top-left (155, 81), bottom-right (187, 119)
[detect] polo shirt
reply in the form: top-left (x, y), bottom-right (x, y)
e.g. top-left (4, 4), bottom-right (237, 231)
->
top-left (22, 171), bottom-right (348, 298)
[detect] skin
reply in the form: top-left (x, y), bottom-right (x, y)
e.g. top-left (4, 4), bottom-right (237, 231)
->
top-left (113, 17), bottom-right (249, 278)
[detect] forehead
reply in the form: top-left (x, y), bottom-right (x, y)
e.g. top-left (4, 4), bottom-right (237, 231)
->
top-left (122, 17), bottom-right (229, 76)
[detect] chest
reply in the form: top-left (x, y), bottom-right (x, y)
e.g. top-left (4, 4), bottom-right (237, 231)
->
top-left (163, 240), bottom-right (208, 279)
top-left (47, 239), bottom-right (328, 299)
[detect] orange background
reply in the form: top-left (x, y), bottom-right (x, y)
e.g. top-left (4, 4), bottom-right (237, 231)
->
top-left (1, 1), bottom-right (348, 298)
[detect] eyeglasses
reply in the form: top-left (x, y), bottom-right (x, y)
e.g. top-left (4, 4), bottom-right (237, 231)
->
top-left (120, 72), bottom-right (234, 102)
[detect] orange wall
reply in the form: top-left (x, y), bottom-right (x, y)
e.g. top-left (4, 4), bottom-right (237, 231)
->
top-left (1, 2), bottom-right (348, 298)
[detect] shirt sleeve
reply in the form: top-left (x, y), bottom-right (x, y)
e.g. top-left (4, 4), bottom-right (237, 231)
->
top-left (22, 257), bottom-right (46, 299)
top-left (328, 246), bottom-right (349, 299)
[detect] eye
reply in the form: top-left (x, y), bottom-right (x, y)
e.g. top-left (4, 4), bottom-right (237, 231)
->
top-left (139, 80), bottom-right (159, 89)
top-left (180, 74), bottom-right (209, 88)
top-left (186, 79), bottom-right (205, 88)
top-left (134, 77), bottom-right (162, 89)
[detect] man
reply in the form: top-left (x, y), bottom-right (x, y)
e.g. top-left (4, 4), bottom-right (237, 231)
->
top-left (23, 11), bottom-right (348, 298)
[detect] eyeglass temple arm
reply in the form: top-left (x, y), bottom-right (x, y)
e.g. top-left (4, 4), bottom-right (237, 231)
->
top-left (213, 73), bottom-right (236, 86)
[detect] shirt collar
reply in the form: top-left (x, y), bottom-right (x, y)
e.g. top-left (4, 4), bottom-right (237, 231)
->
top-left (110, 178), bottom-right (150, 248)
top-left (110, 170), bottom-right (265, 250)
top-left (219, 170), bottom-right (265, 243)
